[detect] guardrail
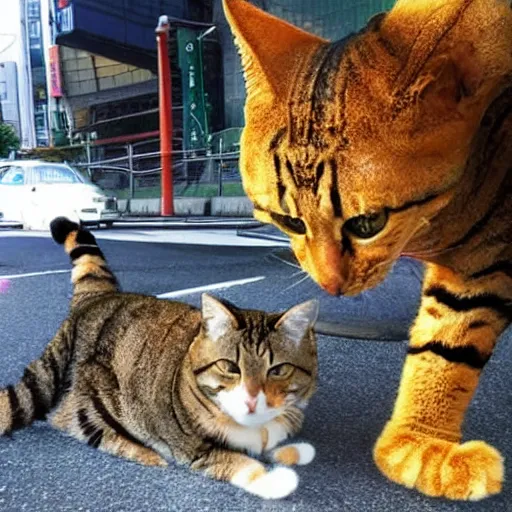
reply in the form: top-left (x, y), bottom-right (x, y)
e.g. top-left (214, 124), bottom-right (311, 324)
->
top-left (74, 143), bottom-right (243, 200)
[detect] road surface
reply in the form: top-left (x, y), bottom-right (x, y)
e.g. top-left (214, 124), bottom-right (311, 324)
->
top-left (0, 229), bottom-right (510, 511)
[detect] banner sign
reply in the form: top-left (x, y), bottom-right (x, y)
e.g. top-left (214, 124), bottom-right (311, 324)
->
top-left (49, 45), bottom-right (63, 97)
top-left (177, 27), bottom-right (208, 154)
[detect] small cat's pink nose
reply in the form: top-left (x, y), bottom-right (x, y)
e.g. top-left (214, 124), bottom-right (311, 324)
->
top-left (245, 397), bottom-right (257, 414)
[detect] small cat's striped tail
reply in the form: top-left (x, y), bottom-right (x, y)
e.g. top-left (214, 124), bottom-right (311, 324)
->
top-left (50, 217), bottom-right (119, 301)
top-left (0, 324), bottom-right (72, 435)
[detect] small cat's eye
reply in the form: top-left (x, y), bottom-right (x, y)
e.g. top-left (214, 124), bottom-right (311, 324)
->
top-left (202, 384), bottom-right (225, 396)
top-left (343, 210), bottom-right (388, 239)
top-left (216, 359), bottom-right (241, 375)
top-left (270, 212), bottom-right (307, 235)
top-left (268, 363), bottom-right (294, 379)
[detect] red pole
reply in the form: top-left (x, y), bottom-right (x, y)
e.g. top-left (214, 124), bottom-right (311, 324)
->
top-left (156, 15), bottom-right (174, 216)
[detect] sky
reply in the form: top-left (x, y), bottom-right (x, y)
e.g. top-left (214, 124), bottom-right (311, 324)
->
top-left (0, 0), bottom-right (21, 63)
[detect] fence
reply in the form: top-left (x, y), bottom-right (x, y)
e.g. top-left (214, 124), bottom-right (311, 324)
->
top-left (73, 128), bottom-right (245, 201)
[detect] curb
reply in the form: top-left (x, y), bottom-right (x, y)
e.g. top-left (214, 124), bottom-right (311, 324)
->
top-left (0, 221), bottom-right (23, 229)
top-left (112, 216), bottom-right (263, 230)
top-left (315, 320), bottom-right (408, 342)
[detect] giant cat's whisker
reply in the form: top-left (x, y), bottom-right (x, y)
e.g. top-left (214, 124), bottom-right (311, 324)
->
top-left (268, 253), bottom-right (302, 270)
top-left (282, 274), bottom-right (311, 293)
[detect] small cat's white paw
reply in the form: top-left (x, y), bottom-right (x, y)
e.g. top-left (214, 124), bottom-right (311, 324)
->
top-left (232, 464), bottom-right (298, 499)
top-left (272, 442), bottom-right (316, 466)
top-left (291, 442), bottom-right (316, 465)
top-left (246, 467), bottom-right (299, 499)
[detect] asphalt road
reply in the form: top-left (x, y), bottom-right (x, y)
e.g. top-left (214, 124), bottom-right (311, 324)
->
top-left (0, 230), bottom-right (511, 512)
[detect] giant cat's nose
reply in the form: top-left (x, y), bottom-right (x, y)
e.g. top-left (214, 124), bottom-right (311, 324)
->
top-left (304, 238), bottom-right (344, 296)
top-left (321, 280), bottom-right (342, 296)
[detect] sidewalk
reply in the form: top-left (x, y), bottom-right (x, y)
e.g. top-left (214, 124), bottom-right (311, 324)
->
top-left (113, 215), bottom-right (263, 230)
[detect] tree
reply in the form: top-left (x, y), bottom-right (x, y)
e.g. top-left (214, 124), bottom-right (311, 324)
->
top-left (0, 123), bottom-right (20, 158)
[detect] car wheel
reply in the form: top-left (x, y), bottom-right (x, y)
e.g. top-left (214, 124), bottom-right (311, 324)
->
top-left (104, 221), bottom-right (114, 229)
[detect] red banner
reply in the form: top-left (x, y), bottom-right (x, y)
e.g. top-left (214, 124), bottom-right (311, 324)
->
top-left (49, 45), bottom-right (63, 98)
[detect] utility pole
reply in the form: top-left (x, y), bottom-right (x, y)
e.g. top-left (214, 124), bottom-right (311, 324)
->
top-left (156, 15), bottom-right (174, 216)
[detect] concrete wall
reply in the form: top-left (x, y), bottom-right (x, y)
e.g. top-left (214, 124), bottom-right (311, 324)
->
top-left (210, 197), bottom-right (253, 217)
top-left (126, 197), bottom-right (253, 217)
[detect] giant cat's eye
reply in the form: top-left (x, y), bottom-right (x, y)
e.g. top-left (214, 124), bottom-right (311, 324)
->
top-left (268, 363), bottom-right (294, 379)
top-left (270, 212), bottom-right (306, 235)
top-left (215, 360), bottom-right (241, 375)
top-left (343, 210), bottom-right (388, 239)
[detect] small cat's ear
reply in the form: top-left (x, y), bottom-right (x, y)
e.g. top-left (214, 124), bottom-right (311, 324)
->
top-left (223, 0), bottom-right (326, 100)
top-left (201, 294), bottom-right (238, 342)
top-left (275, 300), bottom-right (319, 345)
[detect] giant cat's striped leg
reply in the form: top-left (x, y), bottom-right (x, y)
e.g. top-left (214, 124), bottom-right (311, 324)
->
top-left (374, 262), bottom-right (511, 501)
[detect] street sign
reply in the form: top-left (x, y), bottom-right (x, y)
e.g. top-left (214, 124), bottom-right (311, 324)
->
top-left (54, 0), bottom-right (74, 34)
top-left (177, 27), bottom-right (209, 154)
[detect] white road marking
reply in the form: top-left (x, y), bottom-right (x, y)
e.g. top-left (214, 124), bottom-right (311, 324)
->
top-left (95, 230), bottom-right (287, 247)
top-left (157, 276), bottom-right (265, 299)
top-left (0, 269), bottom-right (70, 279)
top-left (0, 229), bottom-right (289, 247)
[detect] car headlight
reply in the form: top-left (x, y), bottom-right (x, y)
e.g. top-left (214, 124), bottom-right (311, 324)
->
top-left (92, 196), bottom-right (107, 203)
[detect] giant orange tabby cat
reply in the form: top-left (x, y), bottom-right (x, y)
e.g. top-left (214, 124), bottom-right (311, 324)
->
top-left (223, 0), bottom-right (512, 501)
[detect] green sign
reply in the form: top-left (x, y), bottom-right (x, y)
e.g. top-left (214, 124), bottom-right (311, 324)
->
top-left (177, 27), bottom-right (209, 154)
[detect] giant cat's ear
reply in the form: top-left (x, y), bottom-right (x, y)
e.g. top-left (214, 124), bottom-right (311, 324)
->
top-left (223, 0), bottom-right (326, 101)
top-left (398, 46), bottom-right (483, 116)
top-left (380, 0), bottom-right (508, 114)
top-left (201, 294), bottom-right (238, 342)
top-left (275, 300), bottom-right (319, 345)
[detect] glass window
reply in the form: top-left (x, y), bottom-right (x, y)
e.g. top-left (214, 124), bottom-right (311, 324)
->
top-left (28, 20), bottom-right (41, 39)
top-left (27, 0), bottom-right (40, 18)
top-left (0, 167), bottom-right (25, 185)
top-left (33, 165), bottom-right (81, 184)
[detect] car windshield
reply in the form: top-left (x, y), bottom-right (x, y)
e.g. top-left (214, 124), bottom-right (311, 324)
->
top-left (34, 165), bottom-right (89, 184)
top-left (0, 167), bottom-right (24, 185)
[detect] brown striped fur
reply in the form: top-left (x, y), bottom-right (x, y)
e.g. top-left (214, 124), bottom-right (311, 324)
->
top-left (223, 0), bottom-right (512, 500)
top-left (0, 218), bottom-right (318, 499)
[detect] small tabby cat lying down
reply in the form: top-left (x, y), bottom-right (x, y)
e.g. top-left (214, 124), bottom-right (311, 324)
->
top-left (0, 217), bottom-right (319, 500)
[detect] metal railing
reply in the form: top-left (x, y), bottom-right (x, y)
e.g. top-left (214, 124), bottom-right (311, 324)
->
top-left (73, 135), bottom-right (244, 201)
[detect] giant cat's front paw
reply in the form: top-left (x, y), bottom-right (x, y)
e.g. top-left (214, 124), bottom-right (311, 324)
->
top-left (374, 424), bottom-right (504, 501)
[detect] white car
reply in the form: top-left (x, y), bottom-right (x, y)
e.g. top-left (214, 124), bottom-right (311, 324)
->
top-left (0, 160), bottom-right (119, 230)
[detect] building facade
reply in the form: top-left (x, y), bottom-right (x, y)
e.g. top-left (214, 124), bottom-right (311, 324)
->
top-left (0, 62), bottom-right (22, 138)
top-left (50, 0), bottom-right (218, 149)
top-left (0, 0), bottom-right (38, 148)
top-left (27, 0), bottom-right (50, 146)
top-left (4, 0), bottom-right (399, 149)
